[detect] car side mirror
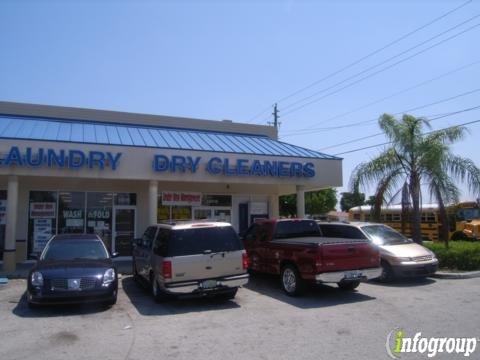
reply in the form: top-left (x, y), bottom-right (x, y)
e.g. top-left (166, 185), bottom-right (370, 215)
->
top-left (111, 252), bottom-right (120, 258)
top-left (30, 253), bottom-right (39, 260)
top-left (133, 238), bottom-right (142, 246)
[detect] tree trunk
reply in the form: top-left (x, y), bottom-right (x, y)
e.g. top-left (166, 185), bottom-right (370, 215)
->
top-left (438, 202), bottom-right (449, 249)
top-left (401, 182), bottom-right (410, 236)
top-left (434, 186), bottom-right (449, 249)
top-left (409, 173), bottom-right (423, 244)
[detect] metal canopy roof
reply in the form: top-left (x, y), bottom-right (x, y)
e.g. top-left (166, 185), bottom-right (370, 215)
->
top-left (0, 114), bottom-right (339, 160)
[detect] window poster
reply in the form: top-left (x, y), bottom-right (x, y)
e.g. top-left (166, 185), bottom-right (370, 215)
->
top-left (33, 218), bottom-right (52, 252)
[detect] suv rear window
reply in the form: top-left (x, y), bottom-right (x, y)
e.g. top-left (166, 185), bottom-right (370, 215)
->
top-left (274, 220), bottom-right (321, 239)
top-left (168, 226), bottom-right (243, 256)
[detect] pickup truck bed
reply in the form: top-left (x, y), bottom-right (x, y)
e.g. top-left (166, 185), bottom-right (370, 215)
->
top-left (242, 219), bottom-right (381, 296)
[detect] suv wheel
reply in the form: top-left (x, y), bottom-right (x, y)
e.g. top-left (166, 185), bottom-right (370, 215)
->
top-left (151, 274), bottom-right (169, 303)
top-left (280, 264), bottom-right (304, 296)
top-left (337, 280), bottom-right (360, 291)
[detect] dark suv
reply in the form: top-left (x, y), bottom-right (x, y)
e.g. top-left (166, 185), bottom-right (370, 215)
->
top-left (132, 222), bottom-right (249, 301)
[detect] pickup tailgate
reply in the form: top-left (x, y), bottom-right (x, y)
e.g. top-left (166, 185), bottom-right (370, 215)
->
top-left (320, 238), bottom-right (379, 272)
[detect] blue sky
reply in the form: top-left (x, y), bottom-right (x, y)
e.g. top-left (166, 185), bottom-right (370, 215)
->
top-left (1, 0), bottom-right (479, 203)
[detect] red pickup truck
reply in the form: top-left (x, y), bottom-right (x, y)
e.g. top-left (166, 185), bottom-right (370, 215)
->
top-left (242, 219), bottom-right (381, 296)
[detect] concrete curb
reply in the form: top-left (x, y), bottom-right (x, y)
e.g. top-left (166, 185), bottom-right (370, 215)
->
top-left (431, 271), bottom-right (480, 279)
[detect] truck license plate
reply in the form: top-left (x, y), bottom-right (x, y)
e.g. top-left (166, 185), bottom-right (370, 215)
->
top-left (344, 271), bottom-right (361, 280)
top-left (202, 280), bottom-right (217, 289)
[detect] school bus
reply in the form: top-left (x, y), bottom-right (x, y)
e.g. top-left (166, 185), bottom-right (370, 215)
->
top-left (348, 201), bottom-right (480, 241)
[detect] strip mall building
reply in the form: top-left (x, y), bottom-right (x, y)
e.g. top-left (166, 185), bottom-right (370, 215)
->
top-left (0, 102), bottom-right (342, 272)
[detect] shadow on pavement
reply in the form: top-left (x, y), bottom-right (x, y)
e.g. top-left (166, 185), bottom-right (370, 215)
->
top-left (12, 292), bottom-right (111, 318)
top-left (244, 272), bottom-right (376, 309)
top-left (121, 276), bottom-right (241, 316)
top-left (368, 277), bottom-right (436, 288)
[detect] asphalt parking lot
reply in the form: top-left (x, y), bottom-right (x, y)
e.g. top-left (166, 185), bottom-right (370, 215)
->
top-left (1, 274), bottom-right (479, 360)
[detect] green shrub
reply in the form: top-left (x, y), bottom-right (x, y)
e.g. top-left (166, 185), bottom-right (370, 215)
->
top-left (424, 241), bottom-right (480, 271)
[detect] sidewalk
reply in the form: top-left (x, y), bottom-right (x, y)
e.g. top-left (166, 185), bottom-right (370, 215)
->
top-left (0, 258), bottom-right (133, 279)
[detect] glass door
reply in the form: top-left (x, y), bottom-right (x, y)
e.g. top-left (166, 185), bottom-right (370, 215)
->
top-left (114, 207), bottom-right (136, 256)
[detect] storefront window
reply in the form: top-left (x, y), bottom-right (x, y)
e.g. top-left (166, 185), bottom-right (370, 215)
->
top-left (58, 192), bottom-right (85, 234)
top-left (157, 196), bottom-right (192, 222)
top-left (0, 190), bottom-right (7, 260)
top-left (213, 209), bottom-right (231, 223)
top-left (172, 206), bottom-right (192, 221)
top-left (114, 193), bottom-right (137, 206)
top-left (28, 191), bottom-right (57, 256)
top-left (86, 192), bottom-right (113, 251)
top-left (202, 195), bottom-right (232, 207)
top-left (193, 208), bottom-right (211, 220)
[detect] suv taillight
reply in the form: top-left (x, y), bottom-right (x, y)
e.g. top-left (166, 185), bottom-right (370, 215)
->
top-left (242, 252), bottom-right (249, 270)
top-left (162, 261), bottom-right (172, 279)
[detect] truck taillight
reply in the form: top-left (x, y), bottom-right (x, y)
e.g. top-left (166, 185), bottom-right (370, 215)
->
top-left (242, 253), bottom-right (249, 270)
top-left (162, 261), bottom-right (172, 279)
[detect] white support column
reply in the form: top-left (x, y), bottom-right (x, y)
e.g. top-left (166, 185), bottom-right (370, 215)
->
top-left (269, 194), bottom-right (279, 219)
top-left (148, 180), bottom-right (158, 226)
top-left (296, 185), bottom-right (305, 218)
top-left (4, 176), bottom-right (18, 272)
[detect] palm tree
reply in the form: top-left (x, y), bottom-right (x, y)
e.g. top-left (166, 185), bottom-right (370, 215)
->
top-left (350, 113), bottom-right (480, 244)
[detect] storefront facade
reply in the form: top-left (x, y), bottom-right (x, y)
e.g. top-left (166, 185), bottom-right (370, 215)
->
top-left (0, 101), bottom-right (342, 272)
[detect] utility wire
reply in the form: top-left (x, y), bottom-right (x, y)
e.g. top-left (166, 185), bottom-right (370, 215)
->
top-left (247, 0), bottom-right (472, 123)
top-left (318, 105), bottom-right (480, 151)
top-left (283, 87), bottom-right (480, 136)
top-left (279, 20), bottom-right (480, 119)
top-left (281, 13), bottom-right (480, 114)
top-left (279, 60), bottom-right (480, 136)
top-left (333, 118), bottom-right (480, 156)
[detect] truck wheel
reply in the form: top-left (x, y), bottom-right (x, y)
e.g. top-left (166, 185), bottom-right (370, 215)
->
top-left (280, 264), bottom-right (304, 296)
top-left (337, 281), bottom-right (360, 291)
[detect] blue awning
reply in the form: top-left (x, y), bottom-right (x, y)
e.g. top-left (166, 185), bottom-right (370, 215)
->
top-left (0, 114), bottom-right (339, 160)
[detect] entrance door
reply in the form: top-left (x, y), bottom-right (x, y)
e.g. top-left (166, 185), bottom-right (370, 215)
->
top-left (114, 208), bottom-right (136, 256)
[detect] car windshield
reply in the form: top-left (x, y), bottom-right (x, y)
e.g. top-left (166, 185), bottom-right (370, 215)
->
top-left (274, 220), bottom-right (321, 239)
top-left (361, 225), bottom-right (411, 245)
top-left (169, 226), bottom-right (243, 256)
top-left (41, 240), bottom-right (109, 261)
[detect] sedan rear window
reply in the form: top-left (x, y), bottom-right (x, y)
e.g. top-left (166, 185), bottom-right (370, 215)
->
top-left (168, 226), bottom-right (243, 256)
top-left (41, 240), bottom-right (109, 261)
